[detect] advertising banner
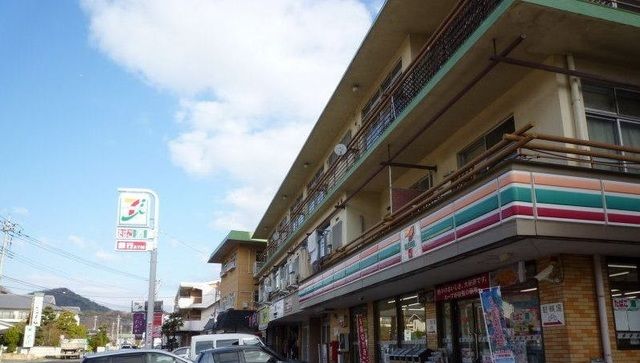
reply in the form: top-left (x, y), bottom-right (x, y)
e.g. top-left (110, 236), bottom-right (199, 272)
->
top-left (356, 314), bottom-right (370, 363)
top-left (132, 312), bottom-right (146, 335)
top-left (258, 306), bottom-right (270, 331)
top-left (479, 287), bottom-right (515, 363)
top-left (30, 293), bottom-right (45, 327)
top-left (23, 325), bottom-right (36, 348)
top-left (436, 274), bottom-right (490, 301)
top-left (152, 312), bottom-right (163, 338)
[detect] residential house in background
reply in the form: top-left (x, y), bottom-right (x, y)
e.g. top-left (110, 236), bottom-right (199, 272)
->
top-left (206, 231), bottom-right (265, 334)
top-left (0, 294), bottom-right (80, 332)
top-left (252, 1), bottom-right (640, 362)
top-left (173, 281), bottom-right (219, 345)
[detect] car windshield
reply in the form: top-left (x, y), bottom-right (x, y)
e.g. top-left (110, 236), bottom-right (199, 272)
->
top-left (195, 341), bottom-right (214, 354)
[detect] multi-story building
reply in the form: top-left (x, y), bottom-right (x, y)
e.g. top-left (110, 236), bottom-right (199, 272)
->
top-left (173, 281), bottom-right (219, 345)
top-left (206, 231), bottom-right (266, 333)
top-left (253, 1), bottom-right (640, 362)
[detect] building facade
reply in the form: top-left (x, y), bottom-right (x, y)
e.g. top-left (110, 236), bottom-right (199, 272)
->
top-left (253, 1), bottom-right (640, 363)
top-left (173, 281), bottom-right (220, 346)
top-left (206, 231), bottom-right (266, 333)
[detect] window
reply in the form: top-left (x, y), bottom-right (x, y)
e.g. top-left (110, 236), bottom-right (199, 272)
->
top-left (361, 60), bottom-right (403, 119)
top-left (400, 294), bottom-right (425, 345)
top-left (584, 83), bottom-right (640, 172)
top-left (213, 352), bottom-right (239, 363)
top-left (607, 258), bottom-right (640, 349)
top-left (376, 298), bottom-right (398, 360)
top-left (195, 341), bottom-right (214, 355)
top-left (215, 339), bottom-right (239, 348)
top-left (110, 354), bottom-right (144, 363)
top-left (149, 353), bottom-right (180, 363)
top-left (410, 173), bottom-right (434, 193)
top-left (458, 117), bottom-right (515, 167)
top-left (242, 349), bottom-right (275, 363)
top-left (197, 352), bottom-right (214, 363)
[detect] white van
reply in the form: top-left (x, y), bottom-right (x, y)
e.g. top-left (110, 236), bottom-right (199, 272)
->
top-left (189, 333), bottom-right (262, 361)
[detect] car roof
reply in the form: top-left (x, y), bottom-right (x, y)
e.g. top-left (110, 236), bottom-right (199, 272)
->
top-left (203, 345), bottom-right (261, 353)
top-left (85, 349), bottom-right (188, 360)
top-left (192, 333), bottom-right (258, 341)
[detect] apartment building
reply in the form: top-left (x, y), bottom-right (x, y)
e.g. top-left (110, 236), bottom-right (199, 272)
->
top-left (206, 231), bottom-right (266, 333)
top-left (253, 1), bottom-right (640, 362)
top-left (173, 281), bottom-right (219, 345)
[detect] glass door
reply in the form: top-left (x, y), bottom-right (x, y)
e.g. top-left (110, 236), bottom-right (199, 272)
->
top-left (457, 299), bottom-right (491, 363)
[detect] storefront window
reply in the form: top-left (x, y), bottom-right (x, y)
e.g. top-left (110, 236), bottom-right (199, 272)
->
top-left (400, 294), bottom-right (425, 345)
top-left (607, 258), bottom-right (640, 349)
top-left (376, 299), bottom-right (397, 362)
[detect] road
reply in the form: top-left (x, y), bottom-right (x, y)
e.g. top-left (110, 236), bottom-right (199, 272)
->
top-left (2, 360), bottom-right (81, 363)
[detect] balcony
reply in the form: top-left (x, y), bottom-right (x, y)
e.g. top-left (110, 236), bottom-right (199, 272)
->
top-left (220, 260), bottom-right (236, 277)
top-left (253, 261), bottom-right (264, 276)
top-left (584, 0), bottom-right (640, 13)
top-left (259, 0), bottom-right (505, 269)
top-left (178, 319), bottom-right (208, 332)
top-left (299, 128), bottom-right (640, 306)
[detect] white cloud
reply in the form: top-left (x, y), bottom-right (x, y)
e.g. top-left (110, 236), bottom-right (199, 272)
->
top-left (68, 234), bottom-right (87, 248)
top-left (82, 0), bottom-right (373, 230)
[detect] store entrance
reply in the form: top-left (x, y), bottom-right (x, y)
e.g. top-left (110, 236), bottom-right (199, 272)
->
top-left (455, 299), bottom-right (490, 363)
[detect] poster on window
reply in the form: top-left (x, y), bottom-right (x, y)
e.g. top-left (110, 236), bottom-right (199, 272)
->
top-left (356, 314), bottom-right (370, 363)
top-left (613, 298), bottom-right (640, 331)
top-left (479, 287), bottom-right (515, 363)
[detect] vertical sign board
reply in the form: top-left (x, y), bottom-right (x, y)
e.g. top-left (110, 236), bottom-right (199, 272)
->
top-left (479, 287), bottom-right (515, 363)
top-left (30, 293), bottom-right (45, 327)
top-left (356, 314), bottom-right (370, 363)
top-left (23, 325), bottom-right (36, 348)
top-left (115, 190), bottom-right (157, 252)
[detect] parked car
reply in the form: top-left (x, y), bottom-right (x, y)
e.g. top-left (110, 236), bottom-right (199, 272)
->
top-left (82, 349), bottom-right (191, 363)
top-left (196, 345), bottom-right (301, 363)
top-left (171, 346), bottom-right (190, 359)
top-left (189, 333), bottom-right (262, 361)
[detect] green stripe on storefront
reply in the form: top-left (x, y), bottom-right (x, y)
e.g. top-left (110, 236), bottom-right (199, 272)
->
top-left (606, 195), bottom-right (640, 212)
top-left (379, 243), bottom-right (401, 260)
top-left (536, 189), bottom-right (602, 208)
top-left (421, 218), bottom-right (454, 241)
top-left (500, 185), bottom-right (532, 205)
top-left (455, 196), bottom-right (499, 226)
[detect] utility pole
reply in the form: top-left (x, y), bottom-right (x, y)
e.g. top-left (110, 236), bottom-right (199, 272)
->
top-left (0, 219), bottom-right (18, 288)
top-left (116, 315), bottom-right (121, 346)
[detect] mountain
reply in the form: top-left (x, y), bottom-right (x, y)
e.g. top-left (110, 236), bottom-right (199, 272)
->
top-left (39, 288), bottom-right (112, 312)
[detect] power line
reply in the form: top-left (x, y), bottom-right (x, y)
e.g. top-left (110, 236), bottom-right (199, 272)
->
top-left (159, 230), bottom-right (208, 255)
top-left (9, 230), bottom-right (147, 281)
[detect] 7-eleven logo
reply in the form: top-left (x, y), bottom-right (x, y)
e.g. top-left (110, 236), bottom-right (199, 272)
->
top-left (121, 198), bottom-right (146, 222)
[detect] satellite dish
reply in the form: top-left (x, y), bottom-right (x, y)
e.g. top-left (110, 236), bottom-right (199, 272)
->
top-left (272, 231), bottom-right (280, 240)
top-left (334, 143), bottom-right (348, 156)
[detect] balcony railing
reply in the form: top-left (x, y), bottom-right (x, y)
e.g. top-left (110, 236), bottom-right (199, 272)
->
top-left (585, 0), bottom-right (640, 13)
top-left (322, 124), bottom-right (640, 266)
top-left (259, 0), bottom-right (504, 266)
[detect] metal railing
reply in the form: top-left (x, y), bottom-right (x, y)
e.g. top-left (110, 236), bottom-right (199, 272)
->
top-left (586, 0), bottom-right (640, 12)
top-left (259, 0), bottom-right (503, 266)
top-left (322, 125), bottom-right (640, 265)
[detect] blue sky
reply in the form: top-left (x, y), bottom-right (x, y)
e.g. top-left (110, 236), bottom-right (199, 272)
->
top-left (0, 0), bottom-right (380, 311)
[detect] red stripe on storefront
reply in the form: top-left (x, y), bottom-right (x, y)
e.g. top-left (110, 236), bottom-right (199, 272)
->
top-left (456, 213), bottom-right (501, 239)
top-left (422, 233), bottom-right (455, 253)
top-left (607, 213), bottom-right (640, 224)
top-left (501, 205), bottom-right (533, 219)
top-left (537, 207), bottom-right (605, 221)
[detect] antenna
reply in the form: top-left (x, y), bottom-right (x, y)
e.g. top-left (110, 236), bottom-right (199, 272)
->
top-left (334, 143), bottom-right (348, 156)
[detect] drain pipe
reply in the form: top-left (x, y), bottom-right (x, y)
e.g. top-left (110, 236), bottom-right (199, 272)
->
top-left (593, 254), bottom-right (613, 363)
top-left (567, 54), bottom-right (589, 140)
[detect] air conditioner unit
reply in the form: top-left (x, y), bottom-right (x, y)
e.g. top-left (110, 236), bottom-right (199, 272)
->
top-left (287, 273), bottom-right (299, 289)
top-left (288, 264), bottom-right (295, 274)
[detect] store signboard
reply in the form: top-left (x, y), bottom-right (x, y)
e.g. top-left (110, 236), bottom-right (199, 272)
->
top-left (400, 223), bottom-right (421, 262)
top-left (271, 299), bottom-right (284, 320)
top-left (152, 312), bottom-right (163, 338)
top-left (30, 293), bottom-right (45, 327)
top-left (479, 287), bottom-right (515, 363)
top-left (356, 314), bottom-right (370, 363)
top-left (258, 306), bottom-right (270, 331)
top-left (115, 190), bottom-right (157, 252)
top-left (23, 325), bottom-right (36, 348)
top-left (435, 273), bottom-right (490, 301)
top-left (132, 312), bottom-right (146, 334)
top-left (541, 302), bottom-right (565, 327)
top-left (132, 301), bottom-right (163, 312)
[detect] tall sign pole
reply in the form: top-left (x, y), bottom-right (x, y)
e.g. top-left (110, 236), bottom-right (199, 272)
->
top-left (116, 188), bottom-right (159, 349)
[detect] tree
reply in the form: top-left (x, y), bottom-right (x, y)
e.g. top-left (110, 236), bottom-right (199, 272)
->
top-left (36, 307), bottom-right (61, 346)
top-left (56, 311), bottom-right (87, 338)
top-left (2, 322), bottom-right (25, 353)
top-left (161, 312), bottom-right (184, 350)
top-left (88, 326), bottom-right (109, 352)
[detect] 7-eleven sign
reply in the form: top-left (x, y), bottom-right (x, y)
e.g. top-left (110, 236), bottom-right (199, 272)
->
top-left (116, 189), bottom-right (159, 252)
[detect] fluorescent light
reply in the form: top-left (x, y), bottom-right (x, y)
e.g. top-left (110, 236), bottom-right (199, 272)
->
top-left (624, 290), bottom-right (640, 295)
top-left (612, 293), bottom-right (623, 297)
top-left (611, 289), bottom-right (620, 292)
top-left (609, 271), bottom-right (630, 277)
top-left (608, 264), bottom-right (637, 269)
top-left (520, 288), bottom-right (537, 293)
top-left (401, 295), bottom-right (418, 301)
